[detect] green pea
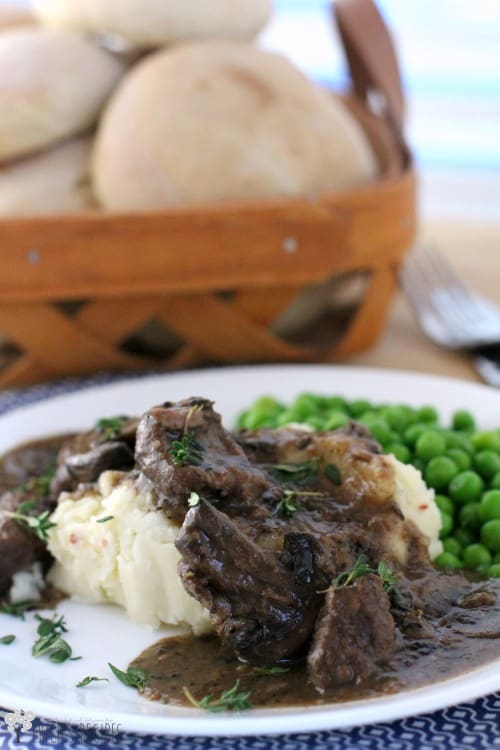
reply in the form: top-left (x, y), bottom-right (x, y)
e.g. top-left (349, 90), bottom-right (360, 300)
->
top-left (458, 503), bottom-right (481, 531)
top-left (325, 396), bottom-right (348, 412)
top-left (454, 528), bottom-right (475, 548)
top-left (444, 431), bottom-right (474, 454)
top-left (452, 410), bottom-right (476, 432)
top-left (386, 443), bottom-right (412, 464)
top-left (479, 490), bottom-right (500, 522)
top-left (491, 471), bottom-right (500, 490)
top-left (403, 423), bottom-right (428, 448)
top-left (415, 405), bottom-right (439, 423)
top-left (463, 543), bottom-right (492, 570)
top-left (277, 410), bottom-right (304, 427)
top-left (381, 405), bottom-right (414, 434)
top-left (348, 399), bottom-right (373, 418)
top-left (442, 537), bottom-right (462, 557)
top-left (446, 448), bottom-right (471, 471)
top-left (439, 511), bottom-right (454, 539)
top-left (425, 457), bottom-right (459, 490)
top-left (324, 411), bottom-right (350, 431)
top-left (435, 494), bottom-right (455, 516)
top-left (434, 552), bottom-right (462, 570)
top-left (290, 394), bottom-right (322, 420)
top-left (480, 520), bottom-right (500, 552)
top-left (472, 431), bottom-right (500, 452)
top-left (359, 417), bottom-right (392, 446)
top-left (415, 431), bottom-right (446, 462)
top-left (488, 564), bottom-right (500, 578)
top-left (449, 471), bottom-right (485, 503)
top-left (305, 416), bottom-right (326, 431)
top-left (474, 450), bottom-right (500, 480)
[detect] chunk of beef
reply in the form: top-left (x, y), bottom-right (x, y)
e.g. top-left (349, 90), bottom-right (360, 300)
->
top-left (307, 574), bottom-right (397, 691)
top-left (136, 398), bottom-right (277, 521)
top-left (176, 498), bottom-right (320, 664)
top-left (0, 437), bottom-right (65, 597)
top-left (0, 489), bottom-right (51, 596)
top-left (51, 417), bottom-right (138, 497)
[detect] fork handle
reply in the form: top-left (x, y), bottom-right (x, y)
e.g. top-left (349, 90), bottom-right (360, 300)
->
top-left (473, 344), bottom-right (500, 388)
top-left (333, 0), bottom-right (406, 142)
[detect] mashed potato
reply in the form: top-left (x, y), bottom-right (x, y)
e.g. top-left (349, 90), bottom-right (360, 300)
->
top-left (388, 456), bottom-right (442, 562)
top-left (47, 472), bottom-right (212, 634)
top-left (48, 458), bottom-right (441, 632)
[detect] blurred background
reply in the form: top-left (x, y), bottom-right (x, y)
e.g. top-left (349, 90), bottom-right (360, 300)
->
top-left (262, 0), bottom-right (500, 221)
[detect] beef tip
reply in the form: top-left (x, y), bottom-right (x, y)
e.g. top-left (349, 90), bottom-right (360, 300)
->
top-left (0, 490), bottom-right (52, 596)
top-left (64, 442), bottom-right (134, 485)
top-left (308, 574), bottom-right (397, 691)
top-left (0, 438), bottom-right (65, 596)
top-left (176, 498), bottom-right (320, 665)
top-left (51, 417), bottom-right (138, 496)
top-left (136, 398), bottom-right (277, 520)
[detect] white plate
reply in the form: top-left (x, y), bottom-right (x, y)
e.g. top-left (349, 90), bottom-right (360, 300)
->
top-left (1, 365), bottom-right (500, 737)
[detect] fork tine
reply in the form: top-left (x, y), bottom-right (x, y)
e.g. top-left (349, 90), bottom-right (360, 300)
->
top-left (401, 245), bottom-right (500, 349)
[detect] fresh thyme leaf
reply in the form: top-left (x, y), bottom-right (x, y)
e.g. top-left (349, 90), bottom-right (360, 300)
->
top-left (183, 679), bottom-right (252, 712)
top-left (377, 560), bottom-right (397, 592)
top-left (253, 666), bottom-right (290, 676)
top-left (96, 515), bottom-right (114, 524)
top-left (330, 557), bottom-right (396, 593)
top-left (36, 466), bottom-right (57, 497)
top-left (35, 613), bottom-right (68, 636)
top-left (5, 505), bottom-right (56, 543)
top-left (331, 555), bottom-right (373, 590)
top-left (272, 460), bottom-right (319, 485)
top-left (276, 493), bottom-right (298, 518)
top-left (276, 490), bottom-right (323, 518)
top-left (325, 464), bottom-right (342, 486)
top-left (108, 663), bottom-right (150, 690)
top-left (96, 416), bottom-right (127, 442)
top-left (32, 614), bottom-right (75, 663)
top-left (188, 492), bottom-right (201, 508)
top-left (0, 600), bottom-right (34, 620)
top-left (14, 466), bottom-right (56, 499)
top-left (76, 676), bottom-right (110, 688)
top-left (0, 635), bottom-right (15, 645)
top-left (32, 634), bottom-right (74, 663)
top-left (169, 433), bottom-right (204, 466)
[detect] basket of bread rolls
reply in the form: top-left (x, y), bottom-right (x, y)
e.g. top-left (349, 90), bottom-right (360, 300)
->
top-left (0, 0), bottom-right (416, 387)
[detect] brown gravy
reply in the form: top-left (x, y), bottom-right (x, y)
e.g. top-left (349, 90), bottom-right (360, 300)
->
top-left (133, 586), bottom-right (500, 709)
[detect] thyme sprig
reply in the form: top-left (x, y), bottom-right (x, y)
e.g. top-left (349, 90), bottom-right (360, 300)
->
top-left (183, 679), bottom-right (252, 712)
top-left (271, 458), bottom-right (342, 487)
top-left (276, 490), bottom-right (324, 518)
top-left (14, 466), bottom-right (56, 499)
top-left (170, 433), bottom-right (204, 466)
top-left (108, 663), bottom-right (150, 690)
top-left (76, 676), bottom-right (110, 688)
top-left (5, 500), bottom-right (56, 542)
top-left (32, 613), bottom-right (78, 664)
top-left (0, 600), bottom-right (34, 620)
top-left (96, 416), bottom-right (128, 442)
top-left (330, 555), bottom-right (397, 593)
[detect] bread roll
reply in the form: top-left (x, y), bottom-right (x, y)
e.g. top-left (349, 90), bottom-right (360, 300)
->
top-left (93, 41), bottom-right (378, 210)
top-left (0, 137), bottom-right (95, 217)
top-left (33, 0), bottom-right (272, 47)
top-left (0, 29), bottom-right (124, 162)
top-left (0, 5), bottom-right (35, 31)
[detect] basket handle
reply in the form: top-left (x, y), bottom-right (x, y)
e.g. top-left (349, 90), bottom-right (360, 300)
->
top-left (333, 0), bottom-right (405, 141)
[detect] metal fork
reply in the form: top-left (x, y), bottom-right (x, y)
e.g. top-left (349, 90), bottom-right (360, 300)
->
top-left (400, 245), bottom-right (500, 387)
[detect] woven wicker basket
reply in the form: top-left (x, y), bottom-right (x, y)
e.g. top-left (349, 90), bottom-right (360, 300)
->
top-left (0, 0), bottom-right (416, 389)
